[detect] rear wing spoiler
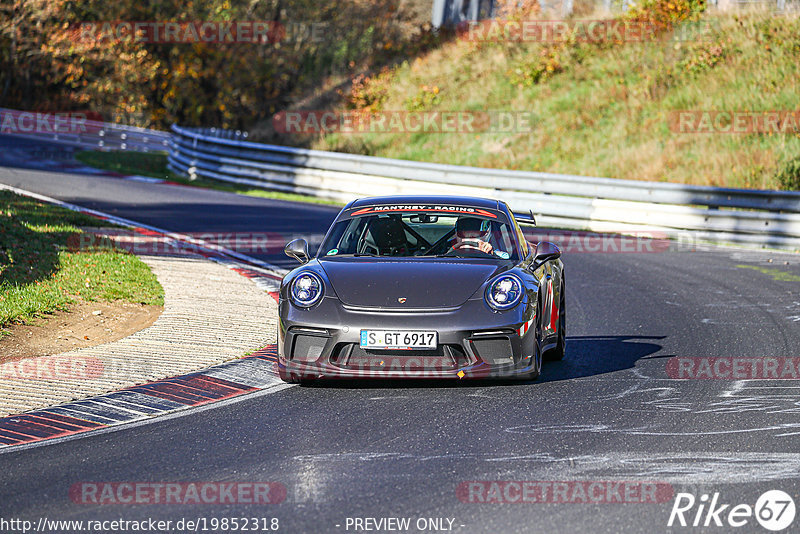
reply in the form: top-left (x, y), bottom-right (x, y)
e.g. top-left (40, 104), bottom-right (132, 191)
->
top-left (513, 211), bottom-right (536, 226)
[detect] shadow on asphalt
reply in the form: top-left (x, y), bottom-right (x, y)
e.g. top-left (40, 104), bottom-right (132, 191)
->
top-left (538, 334), bottom-right (665, 383)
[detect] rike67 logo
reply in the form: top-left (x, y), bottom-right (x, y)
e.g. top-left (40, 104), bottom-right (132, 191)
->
top-left (668, 490), bottom-right (796, 531)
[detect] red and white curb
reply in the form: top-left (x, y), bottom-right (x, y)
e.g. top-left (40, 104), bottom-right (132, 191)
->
top-left (0, 346), bottom-right (282, 449)
top-left (0, 184), bottom-right (294, 450)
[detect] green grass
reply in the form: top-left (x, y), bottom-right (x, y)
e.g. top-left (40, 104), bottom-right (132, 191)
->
top-left (75, 150), bottom-right (172, 178)
top-left (260, 9), bottom-right (800, 191)
top-left (75, 150), bottom-right (343, 206)
top-left (0, 190), bottom-right (164, 332)
top-left (736, 264), bottom-right (800, 282)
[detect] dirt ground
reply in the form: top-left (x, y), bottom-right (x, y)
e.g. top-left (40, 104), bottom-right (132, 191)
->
top-left (0, 300), bottom-right (162, 363)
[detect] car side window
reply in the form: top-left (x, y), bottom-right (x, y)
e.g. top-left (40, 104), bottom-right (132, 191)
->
top-left (511, 216), bottom-right (529, 257)
top-left (496, 222), bottom-right (515, 255)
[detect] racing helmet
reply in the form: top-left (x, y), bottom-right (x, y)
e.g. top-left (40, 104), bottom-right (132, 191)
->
top-left (455, 216), bottom-right (491, 241)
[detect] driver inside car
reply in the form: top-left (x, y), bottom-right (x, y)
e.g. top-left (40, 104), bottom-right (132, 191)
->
top-left (450, 216), bottom-right (493, 254)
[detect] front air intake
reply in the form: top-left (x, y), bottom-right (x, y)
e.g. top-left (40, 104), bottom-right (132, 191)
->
top-left (470, 337), bottom-right (514, 365)
top-left (291, 334), bottom-right (327, 362)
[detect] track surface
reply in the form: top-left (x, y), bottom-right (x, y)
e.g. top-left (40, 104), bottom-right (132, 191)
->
top-left (2, 137), bottom-right (800, 533)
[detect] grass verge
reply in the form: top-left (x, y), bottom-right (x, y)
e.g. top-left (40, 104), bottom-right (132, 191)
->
top-left (257, 4), bottom-right (800, 190)
top-left (74, 150), bottom-right (343, 206)
top-left (0, 190), bottom-right (164, 333)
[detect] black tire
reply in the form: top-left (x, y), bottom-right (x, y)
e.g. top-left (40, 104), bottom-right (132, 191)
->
top-left (518, 296), bottom-right (543, 381)
top-left (529, 327), bottom-right (543, 379)
top-left (543, 277), bottom-right (566, 361)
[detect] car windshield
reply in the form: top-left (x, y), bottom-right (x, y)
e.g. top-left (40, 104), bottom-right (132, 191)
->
top-left (318, 211), bottom-right (519, 260)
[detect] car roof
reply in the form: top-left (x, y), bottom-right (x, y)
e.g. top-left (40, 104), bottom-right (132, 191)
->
top-left (348, 195), bottom-right (502, 211)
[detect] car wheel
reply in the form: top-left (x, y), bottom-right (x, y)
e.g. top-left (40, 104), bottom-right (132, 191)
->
top-left (544, 277), bottom-right (566, 361)
top-left (529, 334), bottom-right (542, 380)
top-left (518, 297), bottom-right (543, 381)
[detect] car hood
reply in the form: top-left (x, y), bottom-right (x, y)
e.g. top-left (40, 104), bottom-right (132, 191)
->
top-left (319, 259), bottom-right (503, 308)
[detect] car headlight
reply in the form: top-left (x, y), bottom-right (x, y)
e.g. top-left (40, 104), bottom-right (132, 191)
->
top-left (485, 274), bottom-right (523, 311)
top-left (290, 271), bottom-right (324, 307)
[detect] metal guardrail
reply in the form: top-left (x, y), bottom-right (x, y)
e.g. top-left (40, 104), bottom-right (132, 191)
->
top-left (8, 106), bottom-right (795, 251)
top-left (168, 124), bottom-right (800, 250)
top-left (0, 108), bottom-right (170, 152)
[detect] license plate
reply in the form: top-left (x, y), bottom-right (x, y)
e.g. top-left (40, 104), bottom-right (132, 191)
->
top-left (360, 330), bottom-right (438, 350)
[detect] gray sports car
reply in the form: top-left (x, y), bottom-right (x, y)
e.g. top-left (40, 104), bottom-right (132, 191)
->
top-left (277, 195), bottom-right (565, 382)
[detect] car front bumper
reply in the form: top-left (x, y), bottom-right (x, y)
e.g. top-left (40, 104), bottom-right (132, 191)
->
top-left (277, 296), bottom-right (537, 380)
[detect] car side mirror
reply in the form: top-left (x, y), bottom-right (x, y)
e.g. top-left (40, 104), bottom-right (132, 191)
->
top-left (285, 238), bottom-right (310, 264)
top-left (533, 241), bottom-right (561, 266)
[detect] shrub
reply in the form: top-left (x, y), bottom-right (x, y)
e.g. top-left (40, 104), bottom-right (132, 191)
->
top-left (509, 46), bottom-right (564, 87)
top-left (404, 85), bottom-right (442, 111)
top-left (678, 41), bottom-right (727, 75)
top-left (342, 66), bottom-right (394, 112)
top-left (775, 155), bottom-right (800, 191)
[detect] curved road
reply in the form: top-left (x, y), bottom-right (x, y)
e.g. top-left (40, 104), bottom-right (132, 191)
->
top-left (1, 137), bottom-right (800, 533)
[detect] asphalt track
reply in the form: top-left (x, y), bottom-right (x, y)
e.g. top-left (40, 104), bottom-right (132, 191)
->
top-left (2, 136), bottom-right (800, 533)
